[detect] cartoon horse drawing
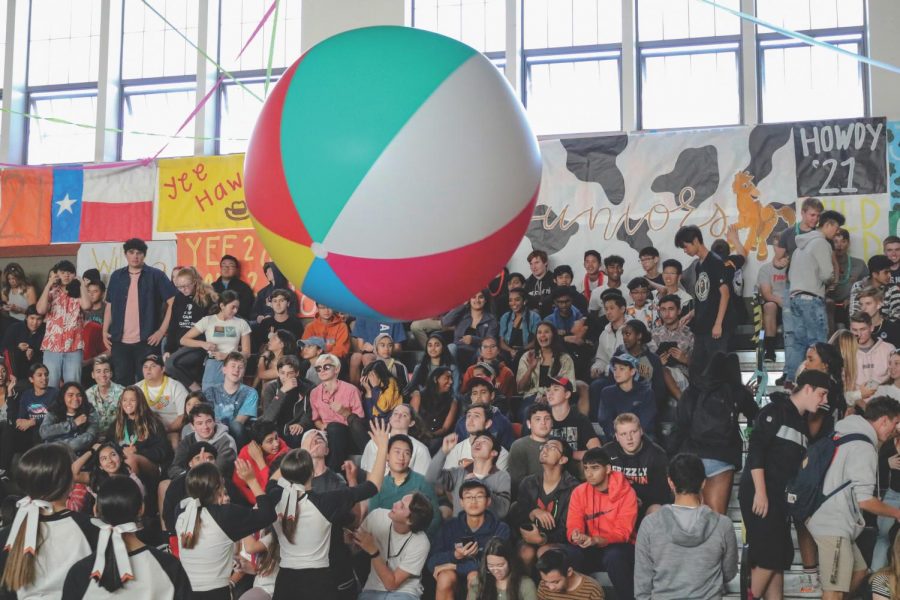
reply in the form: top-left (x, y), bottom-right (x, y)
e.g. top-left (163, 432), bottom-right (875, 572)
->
top-left (732, 171), bottom-right (796, 260)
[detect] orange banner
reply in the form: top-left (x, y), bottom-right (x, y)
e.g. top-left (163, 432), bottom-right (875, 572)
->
top-left (176, 229), bottom-right (317, 317)
top-left (0, 169), bottom-right (52, 247)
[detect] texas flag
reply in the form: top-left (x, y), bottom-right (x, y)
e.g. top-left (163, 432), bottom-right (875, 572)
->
top-left (50, 169), bottom-right (83, 243)
top-left (80, 165), bottom-right (154, 242)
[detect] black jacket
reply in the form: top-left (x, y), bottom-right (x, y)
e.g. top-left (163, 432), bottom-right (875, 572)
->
top-left (212, 277), bottom-right (255, 320)
top-left (165, 293), bottom-right (214, 353)
top-left (604, 439), bottom-right (673, 509)
top-left (511, 471), bottom-right (579, 545)
top-left (250, 263), bottom-right (299, 321)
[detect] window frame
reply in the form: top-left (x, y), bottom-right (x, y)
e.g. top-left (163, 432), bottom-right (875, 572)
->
top-left (214, 69), bottom-right (286, 155)
top-left (25, 86), bottom-right (99, 165)
top-left (118, 77), bottom-right (198, 160)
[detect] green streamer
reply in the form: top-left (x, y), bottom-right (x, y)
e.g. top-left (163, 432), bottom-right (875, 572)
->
top-left (264, 0), bottom-right (281, 95)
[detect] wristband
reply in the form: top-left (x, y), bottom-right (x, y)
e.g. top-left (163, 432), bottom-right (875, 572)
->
top-left (368, 549), bottom-right (380, 559)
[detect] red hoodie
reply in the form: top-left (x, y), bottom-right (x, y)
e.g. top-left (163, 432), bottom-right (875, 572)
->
top-left (566, 470), bottom-right (638, 545)
top-left (232, 437), bottom-right (289, 504)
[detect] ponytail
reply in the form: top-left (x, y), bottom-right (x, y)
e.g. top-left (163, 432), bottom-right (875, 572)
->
top-left (178, 462), bottom-right (223, 550)
top-left (276, 449), bottom-right (313, 544)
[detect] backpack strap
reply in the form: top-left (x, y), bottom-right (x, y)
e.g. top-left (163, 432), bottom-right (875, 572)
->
top-left (819, 433), bottom-right (875, 506)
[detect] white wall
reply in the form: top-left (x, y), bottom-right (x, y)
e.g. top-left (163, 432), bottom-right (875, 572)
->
top-left (301, 0), bottom-right (405, 52)
top-left (868, 0), bottom-right (900, 121)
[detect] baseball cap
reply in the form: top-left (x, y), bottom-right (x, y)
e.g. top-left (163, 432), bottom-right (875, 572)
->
top-left (373, 332), bottom-right (393, 346)
top-left (142, 354), bottom-right (164, 367)
top-left (610, 353), bottom-right (639, 370)
top-left (465, 376), bottom-right (496, 394)
top-left (547, 374), bottom-right (575, 393)
top-left (301, 336), bottom-right (327, 350)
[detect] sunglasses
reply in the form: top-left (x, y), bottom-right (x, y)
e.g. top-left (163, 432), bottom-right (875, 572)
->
top-left (314, 364), bottom-right (335, 373)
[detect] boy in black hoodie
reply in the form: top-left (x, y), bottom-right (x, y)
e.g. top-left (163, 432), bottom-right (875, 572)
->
top-left (603, 412), bottom-right (671, 519)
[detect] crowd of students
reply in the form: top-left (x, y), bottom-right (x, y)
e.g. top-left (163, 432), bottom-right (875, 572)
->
top-left (1, 218), bottom-right (900, 599)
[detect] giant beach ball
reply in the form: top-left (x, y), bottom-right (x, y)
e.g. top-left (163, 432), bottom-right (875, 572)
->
top-left (245, 26), bottom-right (541, 321)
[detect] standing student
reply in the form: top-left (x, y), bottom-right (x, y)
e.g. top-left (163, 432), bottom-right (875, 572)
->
top-left (0, 444), bottom-right (97, 599)
top-left (36, 260), bottom-right (91, 387)
top-left (103, 238), bottom-right (177, 386)
top-left (62, 476), bottom-right (192, 599)
top-left (266, 420), bottom-right (391, 600)
top-left (175, 460), bottom-right (276, 598)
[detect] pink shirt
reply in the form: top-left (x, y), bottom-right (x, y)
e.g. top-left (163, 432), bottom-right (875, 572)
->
top-left (310, 380), bottom-right (364, 426)
top-left (40, 287), bottom-right (83, 353)
top-left (122, 271), bottom-right (141, 344)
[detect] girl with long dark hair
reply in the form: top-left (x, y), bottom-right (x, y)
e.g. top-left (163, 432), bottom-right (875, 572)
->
top-left (61, 476), bottom-right (191, 598)
top-left (106, 386), bottom-right (172, 480)
top-left (410, 366), bottom-right (458, 447)
top-left (468, 537), bottom-right (536, 600)
top-left (516, 322), bottom-right (576, 419)
top-left (404, 333), bottom-right (459, 399)
top-left (39, 382), bottom-right (99, 453)
top-left (1, 263), bottom-right (36, 322)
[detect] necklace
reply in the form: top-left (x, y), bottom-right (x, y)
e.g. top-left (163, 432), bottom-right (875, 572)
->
top-left (142, 376), bottom-right (169, 410)
top-left (387, 524), bottom-right (413, 559)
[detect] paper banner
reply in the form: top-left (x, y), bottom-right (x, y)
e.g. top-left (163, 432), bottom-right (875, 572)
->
top-left (77, 241), bottom-right (178, 283)
top-left (793, 118), bottom-right (886, 197)
top-left (157, 154), bottom-right (249, 232)
top-left (888, 121), bottom-right (900, 208)
top-left (0, 169), bottom-right (52, 247)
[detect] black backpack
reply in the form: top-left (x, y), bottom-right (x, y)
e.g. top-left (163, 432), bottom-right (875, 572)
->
top-left (689, 384), bottom-right (736, 448)
top-left (784, 432), bottom-right (873, 523)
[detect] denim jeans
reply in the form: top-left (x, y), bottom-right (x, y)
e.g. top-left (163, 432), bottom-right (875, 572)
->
top-left (202, 358), bottom-right (225, 389)
top-left (874, 488), bottom-right (900, 570)
top-left (358, 591), bottom-right (419, 600)
top-left (788, 294), bottom-right (828, 379)
top-left (782, 283), bottom-right (801, 383)
top-left (43, 350), bottom-right (83, 387)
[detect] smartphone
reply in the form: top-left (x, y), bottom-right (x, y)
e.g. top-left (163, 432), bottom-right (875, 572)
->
top-left (458, 536), bottom-right (476, 546)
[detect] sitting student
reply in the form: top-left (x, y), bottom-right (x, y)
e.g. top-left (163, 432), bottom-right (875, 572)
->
top-left (876, 350), bottom-right (900, 402)
top-left (71, 440), bottom-right (146, 502)
top-left (0, 444), bottom-right (97, 599)
top-left (350, 316), bottom-right (407, 385)
top-left (260, 355), bottom-right (314, 446)
top-left (360, 403), bottom-right (431, 476)
top-left (428, 431), bottom-right (511, 519)
top-left (461, 337), bottom-right (517, 399)
top-left (39, 381), bottom-right (99, 454)
top-left (580, 250), bottom-right (604, 300)
top-left (757, 256), bottom-right (789, 361)
top-left (361, 359), bottom-right (403, 421)
top-left (252, 288), bottom-right (304, 352)
top-left (545, 286), bottom-right (590, 380)
top-left (536, 547), bottom-right (604, 600)
top-left (553, 265), bottom-right (588, 314)
top-left (179, 290), bottom-right (252, 390)
top-left (516, 322), bottom-right (577, 421)
top-left (254, 329), bottom-right (297, 390)
top-left (590, 292), bottom-right (627, 380)
top-left (508, 403), bottom-right (553, 493)
top-left (231, 419), bottom-right (288, 504)
top-left (656, 259), bottom-right (694, 319)
top-left (84, 355), bottom-right (124, 434)
top-left (299, 337), bottom-right (326, 384)
top-left (546, 375), bottom-right (600, 465)
top-left (468, 537), bottom-right (537, 600)
top-left (251, 262), bottom-right (298, 323)
top-left (453, 378), bottom-right (514, 450)
top-left (164, 266), bottom-right (217, 387)
top-left (203, 351), bottom-right (259, 446)
top-left (16, 362), bottom-right (58, 438)
top-left (674, 353), bottom-right (759, 515)
top-left (616, 319), bottom-right (669, 409)
top-left (353, 493), bottom-right (436, 600)
top-left (524, 250), bottom-right (557, 318)
top-left (500, 287), bottom-right (541, 358)
top-left (443, 404), bottom-right (511, 471)
top-left (62, 476), bottom-right (191, 599)
top-left (850, 312), bottom-right (895, 407)
top-left (168, 403), bottom-right (237, 480)
top-left (858, 287), bottom-right (900, 347)
top-left (603, 412), bottom-right (671, 517)
top-left (588, 254), bottom-right (627, 315)
top-left (175, 460), bottom-right (276, 597)
top-left (639, 246), bottom-right (663, 285)
top-left (451, 290), bottom-right (500, 369)
top-left (366, 434), bottom-right (442, 536)
top-left (138, 353), bottom-right (189, 449)
top-left (634, 453), bottom-right (738, 600)
top-left (850, 254), bottom-right (900, 320)
top-left (597, 353), bottom-right (656, 443)
top-left (373, 332), bottom-right (410, 384)
top-left (265, 421), bottom-right (390, 599)
top-left (427, 480), bottom-right (511, 600)
top-left (566, 447), bottom-right (637, 600)
top-left (512, 436), bottom-right (579, 563)
top-left (106, 385), bottom-right (173, 481)
top-left (309, 353), bottom-right (365, 471)
top-left (301, 302), bottom-right (350, 359)
top-left (411, 366), bottom-right (459, 447)
top-left (162, 442), bottom-right (244, 531)
top-left (651, 294), bottom-right (694, 395)
top-left (405, 333), bottom-right (460, 399)
top-left (626, 277), bottom-right (656, 328)
top-left (2, 305), bottom-right (44, 388)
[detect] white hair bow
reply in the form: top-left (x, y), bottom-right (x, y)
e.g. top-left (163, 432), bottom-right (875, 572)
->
top-left (4, 497), bottom-right (52, 555)
top-left (177, 497), bottom-right (202, 541)
top-left (90, 519), bottom-right (140, 583)
top-left (276, 478), bottom-right (306, 522)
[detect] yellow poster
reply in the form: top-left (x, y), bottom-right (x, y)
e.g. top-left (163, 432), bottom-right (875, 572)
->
top-left (156, 154), bottom-right (250, 231)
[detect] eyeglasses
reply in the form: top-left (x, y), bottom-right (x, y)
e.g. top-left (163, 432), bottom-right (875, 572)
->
top-left (462, 494), bottom-right (487, 502)
top-left (540, 443), bottom-right (563, 453)
top-left (314, 364), bottom-right (335, 373)
top-left (481, 344), bottom-right (498, 350)
top-left (175, 284), bottom-right (193, 290)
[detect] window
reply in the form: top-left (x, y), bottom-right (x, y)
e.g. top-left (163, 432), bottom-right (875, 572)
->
top-left (219, 0), bottom-right (302, 72)
top-left (122, 0), bottom-right (199, 80)
top-left (637, 0), bottom-right (741, 129)
top-left (218, 80), bottom-right (271, 154)
top-left (523, 0), bottom-right (622, 135)
top-left (28, 0), bottom-right (102, 86)
top-left (26, 92), bottom-right (97, 165)
top-left (0, 0), bottom-right (7, 86)
top-left (121, 83), bottom-right (197, 160)
top-left (412, 0), bottom-right (505, 55)
top-left (757, 0), bottom-right (866, 122)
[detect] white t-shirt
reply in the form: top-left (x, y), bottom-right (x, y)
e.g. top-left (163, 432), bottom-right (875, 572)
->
top-left (138, 376), bottom-right (188, 428)
top-left (193, 315), bottom-right (251, 355)
top-left (588, 283), bottom-right (628, 313)
top-left (362, 509), bottom-right (430, 597)
top-left (876, 384), bottom-right (900, 401)
top-left (444, 437), bottom-right (510, 471)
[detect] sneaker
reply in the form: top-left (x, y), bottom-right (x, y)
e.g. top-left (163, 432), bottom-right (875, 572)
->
top-left (764, 348), bottom-right (776, 362)
top-left (775, 374), bottom-right (787, 386)
top-left (798, 571), bottom-right (820, 593)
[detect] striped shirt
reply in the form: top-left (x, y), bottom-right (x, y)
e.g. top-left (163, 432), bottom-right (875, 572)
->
top-left (849, 278), bottom-right (900, 320)
top-left (538, 573), bottom-right (605, 600)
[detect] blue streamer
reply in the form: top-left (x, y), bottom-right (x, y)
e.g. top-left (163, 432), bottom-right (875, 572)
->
top-left (697, 0), bottom-right (900, 76)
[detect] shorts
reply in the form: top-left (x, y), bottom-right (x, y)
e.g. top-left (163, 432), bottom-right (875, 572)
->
top-left (702, 458), bottom-right (735, 478)
top-left (815, 535), bottom-right (867, 592)
top-left (739, 487), bottom-right (794, 571)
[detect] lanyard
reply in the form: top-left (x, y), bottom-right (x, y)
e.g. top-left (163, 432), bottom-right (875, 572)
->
top-left (387, 524), bottom-right (413, 559)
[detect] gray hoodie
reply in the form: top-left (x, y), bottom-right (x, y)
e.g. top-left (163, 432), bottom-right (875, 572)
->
top-left (787, 230), bottom-right (835, 297)
top-left (168, 422), bottom-right (238, 479)
top-left (806, 415), bottom-right (877, 540)
top-left (634, 504), bottom-right (737, 600)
